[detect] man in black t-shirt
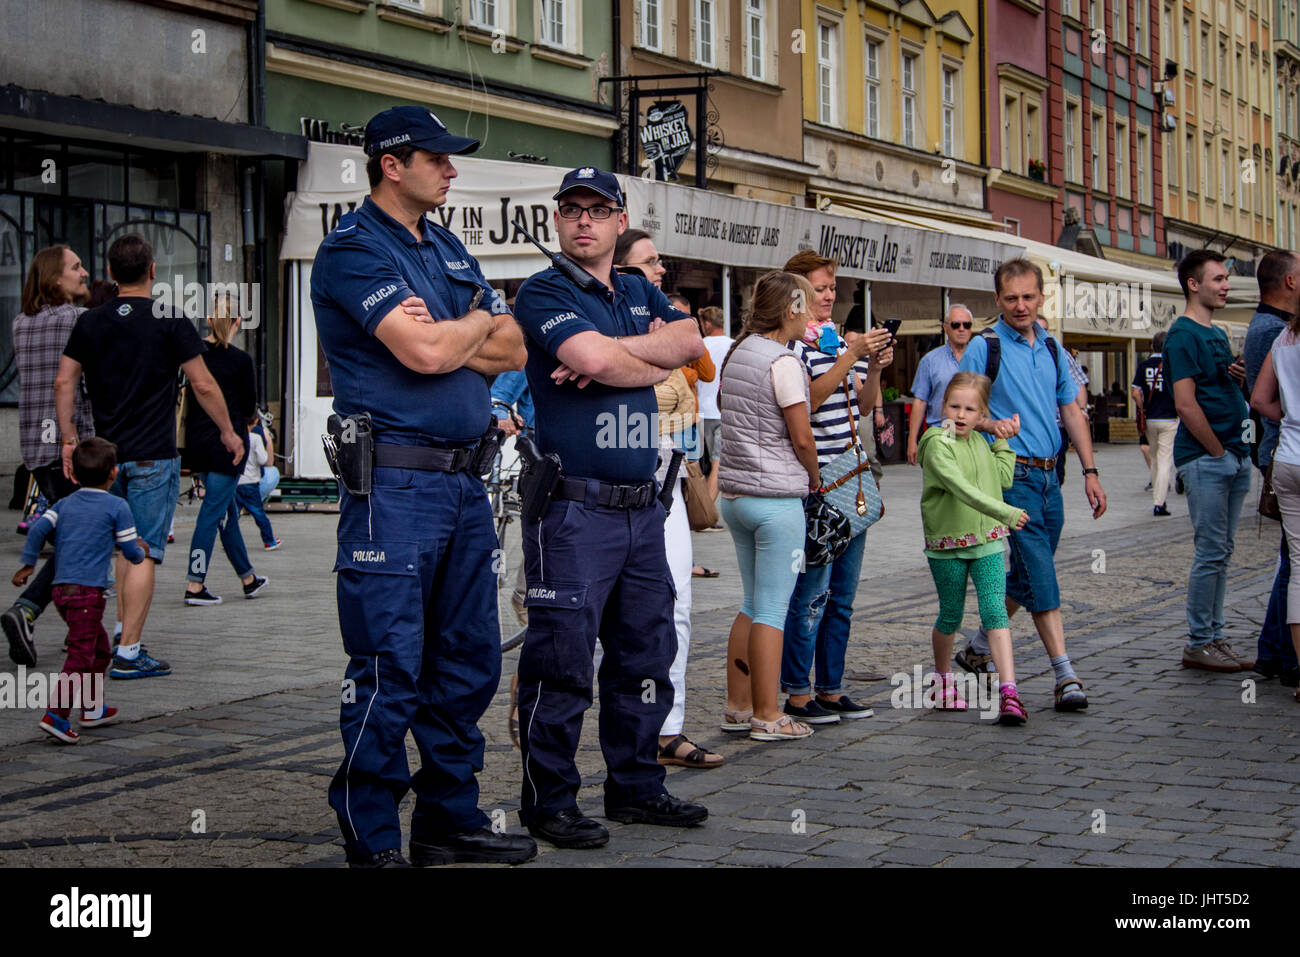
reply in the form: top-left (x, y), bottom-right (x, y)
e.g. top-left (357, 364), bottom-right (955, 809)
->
top-left (1130, 330), bottom-right (1179, 516)
top-left (55, 234), bottom-right (243, 679)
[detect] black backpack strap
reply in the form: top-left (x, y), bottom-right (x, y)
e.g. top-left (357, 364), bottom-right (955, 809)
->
top-left (1045, 333), bottom-right (1059, 366)
top-left (980, 328), bottom-right (1001, 384)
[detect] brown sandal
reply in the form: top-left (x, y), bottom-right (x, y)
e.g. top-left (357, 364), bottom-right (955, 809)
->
top-left (657, 733), bottom-right (724, 769)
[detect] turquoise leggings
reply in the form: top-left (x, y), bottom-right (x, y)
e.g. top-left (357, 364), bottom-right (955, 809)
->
top-left (719, 495), bottom-right (805, 629)
top-left (927, 551), bottom-right (1010, 633)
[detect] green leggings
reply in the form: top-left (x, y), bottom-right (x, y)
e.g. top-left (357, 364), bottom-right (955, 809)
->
top-left (927, 551), bottom-right (1010, 634)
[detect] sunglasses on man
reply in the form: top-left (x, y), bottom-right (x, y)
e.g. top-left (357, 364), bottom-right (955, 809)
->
top-left (949, 320), bottom-right (973, 329)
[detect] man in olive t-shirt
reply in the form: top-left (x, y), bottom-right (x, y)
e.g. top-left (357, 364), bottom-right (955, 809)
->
top-left (1165, 250), bottom-right (1254, 674)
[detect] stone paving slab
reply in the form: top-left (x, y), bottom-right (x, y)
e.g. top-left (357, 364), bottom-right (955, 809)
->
top-left (0, 447), bottom-right (1298, 867)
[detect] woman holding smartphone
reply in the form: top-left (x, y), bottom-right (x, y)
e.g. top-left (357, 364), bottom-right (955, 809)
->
top-left (717, 271), bottom-right (821, 741)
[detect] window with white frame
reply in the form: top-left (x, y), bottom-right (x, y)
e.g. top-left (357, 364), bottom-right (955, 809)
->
top-left (1256, 160), bottom-right (1263, 215)
top-left (1217, 34), bottom-right (1227, 85)
top-left (1186, 128), bottom-right (1197, 192)
top-left (1162, 5), bottom-right (1172, 57)
top-left (818, 20), bottom-right (839, 126)
top-left (1203, 138), bottom-right (1214, 198)
top-left (942, 66), bottom-right (958, 157)
top-left (865, 37), bottom-right (882, 138)
top-left (1004, 94), bottom-right (1020, 172)
top-left (1115, 119), bottom-right (1129, 198)
top-left (637, 0), bottom-right (662, 51)
top-left (1240, 150), bottom-right (1251, 212)
top-left (1114, 0), bottom-right (1126, 46)
top-left (1089, 0), bottom-right (1100, 28)
top-left (1221, 144), bottom-right (1231, 205)
top-left (1063, 0), bottom-right (1075, 16)
top-left (1235, 44), bottom-right (1244, 95)
top-left (744, 0), bottom-right (767, 81)
top-left (1024, 100), bottom-right (1039, 172)
top-left (389, 0), bottom-right (425, 10)
top-left (1166, 127), bottom-right (1178, 188)
top-left (695, 0), bottom-right (716, 67)
top-left (469, 0), bottom-right (500, 31)
top-left (1135, 1), bottom-right (1148, 56)
top-left (1137, 129), bottom-right (1150, 203)
top-left (1182, 15), bottom-right (1192, 69)
top-left (538, 0), bottom-right (569, 48)
top-left (902, 51), bottom-right (918, 148)
top-left (1091, 110), bottom-right (1106, 191)
top-left (1065, 99), bottom-right (1081, 182)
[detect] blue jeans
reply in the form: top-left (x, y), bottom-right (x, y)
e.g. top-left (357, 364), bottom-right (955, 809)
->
top-left (235, 466), bottom-right (280, 547)
top-left (110, 457), bottom-right (181, 561)
top-left (1003, 465), bottom-right (1065, 612)
top-left (781, 528), bottom-right (867, 696)
top-left (1180, 451), bottom-right (1252, 647)
top-left (186, 471), bottom-right (254, 584)
top-left (1257, 536), bottom-right (1298, 667)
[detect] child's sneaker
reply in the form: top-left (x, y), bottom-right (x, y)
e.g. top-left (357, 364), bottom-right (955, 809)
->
top-left (39, 711), bottom-right (79, 744)
top-left (185, 586), bottom-right (223, 606)
top-left (998, 689), bottom-right (1028, 726)
top-left (242, 575), bottom-right (268, 598)
top-left (80, 706), bottom-right (119, 728)
top-left (109, 647), bottom-right (171, 679)
top-left (263, 539), bottom-right (282, 551)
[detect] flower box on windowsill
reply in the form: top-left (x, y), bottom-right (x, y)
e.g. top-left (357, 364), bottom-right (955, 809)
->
top-left (1027, 166), bottom-right (1047, 182)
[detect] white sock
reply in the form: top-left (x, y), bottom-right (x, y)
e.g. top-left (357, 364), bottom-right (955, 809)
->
top-left (114, 621), bottom-right (122, 639)
top-left (116, 642), bottom-right (141, 661)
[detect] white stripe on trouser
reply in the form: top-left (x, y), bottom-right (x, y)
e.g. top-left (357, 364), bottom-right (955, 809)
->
top-left (591, 478), bottom-right (691, 732)
top-left (342, 656), bottom-right (380, 846)
top-left (523, 681), bottom-right (543, 806)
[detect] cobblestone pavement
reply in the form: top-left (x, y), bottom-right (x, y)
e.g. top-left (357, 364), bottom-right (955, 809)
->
top-left (1, 446), bottom-right (1298, 868)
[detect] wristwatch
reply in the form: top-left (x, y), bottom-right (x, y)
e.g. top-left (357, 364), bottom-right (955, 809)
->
top-left (1081, 467), bottom-right (1099, 477)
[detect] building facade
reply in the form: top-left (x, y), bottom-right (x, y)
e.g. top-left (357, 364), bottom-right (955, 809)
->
top-left (0, 0), bottom-right (304, 478)
top-left (1276, 0), bottom-right (1300, 248)
top-left (1160, 0), bottom-right (1276, 274)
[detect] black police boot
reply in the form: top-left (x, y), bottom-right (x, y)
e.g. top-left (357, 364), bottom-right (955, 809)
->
top-left (526, 807), bottom-right (610, 849)
top-left (604, 792), bottom-right (708, 828)
top-left (409, 828), bottom-right (538, 866)
top-left (347, 848), bottom-right (410, 868)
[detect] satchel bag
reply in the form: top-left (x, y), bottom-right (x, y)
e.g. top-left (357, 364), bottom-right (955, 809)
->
top-left (1260, 461), bottom-right (1281, 521)
top-left (804, 379), bottom-right (884, 566)
top-left (681, 459), bottom-right (719, 531)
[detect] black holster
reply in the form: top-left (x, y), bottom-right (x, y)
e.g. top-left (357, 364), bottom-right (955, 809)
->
top-left (323, 412), bottom-right (374, 496)
top-left (515, 433), bottom-right (562, 524)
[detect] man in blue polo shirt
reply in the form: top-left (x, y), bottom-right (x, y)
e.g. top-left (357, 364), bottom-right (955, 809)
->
top-left (513, 167), bottom-right (709, 849)
top-left (311, 105), bottom-right (535, 868)
top-left (956, 259), bottom-right (1107, 711)
top-left (907, 304), bottom-right (973, 465)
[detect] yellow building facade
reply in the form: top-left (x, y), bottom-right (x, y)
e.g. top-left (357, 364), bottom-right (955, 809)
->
top-left (799, 0), bottom-right (989, 227)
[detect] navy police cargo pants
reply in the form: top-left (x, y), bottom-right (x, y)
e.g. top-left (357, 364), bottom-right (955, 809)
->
top-left (328, 466), bottom-right (499, 859)
top-left (516, 483), bottom-right (677, 825)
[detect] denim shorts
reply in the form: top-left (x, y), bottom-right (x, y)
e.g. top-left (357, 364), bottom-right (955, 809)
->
top-left (110, 457), bottom-right (181, 562)
top-left (1003, 464), bottom-right (1065, 613)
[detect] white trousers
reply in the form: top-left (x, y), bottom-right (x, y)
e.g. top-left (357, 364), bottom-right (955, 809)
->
top-left (1147, 418), bottom-right (1178, 507)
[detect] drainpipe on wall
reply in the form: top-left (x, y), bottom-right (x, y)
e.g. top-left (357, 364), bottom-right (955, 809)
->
top-left (611, 0), bottom-right (622, 171)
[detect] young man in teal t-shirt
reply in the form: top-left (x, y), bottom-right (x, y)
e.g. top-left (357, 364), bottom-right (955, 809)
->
top-left (1165, 250), bottom-right (1254, 674)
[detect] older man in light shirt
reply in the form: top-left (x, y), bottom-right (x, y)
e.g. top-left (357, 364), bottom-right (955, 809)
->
top-left (906, 305), bottom-right (973, 465)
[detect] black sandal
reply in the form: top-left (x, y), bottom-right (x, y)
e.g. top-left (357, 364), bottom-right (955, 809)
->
top-left (657, 733), bottom-right (724, 769)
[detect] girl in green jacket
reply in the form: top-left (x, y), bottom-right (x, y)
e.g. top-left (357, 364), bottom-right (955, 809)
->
top-left (917, 372), bottom-right (1030, 725)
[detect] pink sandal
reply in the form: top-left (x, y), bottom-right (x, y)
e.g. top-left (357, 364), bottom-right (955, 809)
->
top-left (998, 689), bottom-right (1027, 725)
top-left (931, 674), bottom-right (967, 711)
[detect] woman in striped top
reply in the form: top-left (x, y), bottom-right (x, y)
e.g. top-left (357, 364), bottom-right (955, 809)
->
top-left (778, 251), bottom-right (894, 725)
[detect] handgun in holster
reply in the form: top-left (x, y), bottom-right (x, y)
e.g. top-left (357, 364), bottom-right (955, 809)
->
top-left (322, 412), bottom-right (374, 497)
top-left (515, 432), bottom-right (562, 524)
top-left (470, 426), bottom-right (507, 477)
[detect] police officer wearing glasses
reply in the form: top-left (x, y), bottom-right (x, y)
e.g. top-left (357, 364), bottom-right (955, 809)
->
top-left (311, 105), bottom-right (536, 867)
top-left (513, 167), bottom-right (710, 848)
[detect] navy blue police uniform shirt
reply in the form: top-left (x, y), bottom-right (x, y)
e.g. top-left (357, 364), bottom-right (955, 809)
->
top-left (312, 196), bottom-right (505, 445)
top-left (515, 267), bottom-right (689, 483)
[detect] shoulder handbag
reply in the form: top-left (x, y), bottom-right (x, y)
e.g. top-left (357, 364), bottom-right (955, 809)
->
top-left (804, 378), bottom-right (884, 566)
top-left (681, 459), bottom-right (719, 531)
top-left (1260, 461), bottom-right (1281, 521)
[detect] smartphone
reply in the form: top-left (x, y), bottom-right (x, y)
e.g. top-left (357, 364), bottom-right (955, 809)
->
top-left (884, 318), bottom-right (903, 341)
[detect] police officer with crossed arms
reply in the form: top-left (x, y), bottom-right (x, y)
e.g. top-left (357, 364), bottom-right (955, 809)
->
top-left (513, 167), bottom-right (709, 848)
top-left (311, 106), bottom-right (536, 867)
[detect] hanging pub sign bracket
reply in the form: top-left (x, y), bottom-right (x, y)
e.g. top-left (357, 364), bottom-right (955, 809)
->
top-left (599, 71), bottom-right (722, 190)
